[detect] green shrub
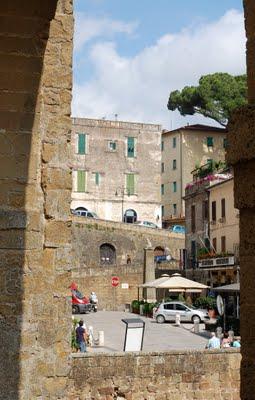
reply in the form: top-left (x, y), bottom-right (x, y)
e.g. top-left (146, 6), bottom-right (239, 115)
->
top-left (194, 296), bottom-right (216, 310)
top-left (131, 300), bottom-right (140, 312)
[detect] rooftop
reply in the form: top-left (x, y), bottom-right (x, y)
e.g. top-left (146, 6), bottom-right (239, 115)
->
top-left (162, 124), bottom-right (226, 135)
top-left (72, 117), bottom-right (161, 132)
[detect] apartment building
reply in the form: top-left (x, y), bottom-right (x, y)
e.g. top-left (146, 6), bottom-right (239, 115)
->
top-left (71, 117), bottom-right (162, 225)
top-left (184, 171), bottom-right (239, 287)
top-left (161, 124), bottom-right (226, 228)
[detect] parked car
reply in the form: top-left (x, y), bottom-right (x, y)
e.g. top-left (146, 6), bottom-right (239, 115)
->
top-left (169, 225), bottom-right (185, 234)
top-left (154, 301), bottom-right (210, 324)
top-left (72, 209), bottom-right (98, 218)
top-left (134, 221), bottom-right (158, 229)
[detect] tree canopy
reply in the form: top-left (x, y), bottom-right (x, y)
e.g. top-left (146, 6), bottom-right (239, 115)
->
top-left (167, 73), bottom-right (247, 126)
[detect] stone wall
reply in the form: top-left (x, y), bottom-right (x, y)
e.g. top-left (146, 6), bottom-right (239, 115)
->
top-left (0, 1), bottom-right (73, 399)
top-left (69, 350), bottom-right (241, 400)
top-left (72, 218), bottom-right (184, 309)
top-left (227, 1), bottom-right (255, 397)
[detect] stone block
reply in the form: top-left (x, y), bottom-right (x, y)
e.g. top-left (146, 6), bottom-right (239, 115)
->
top-left (227, 106), bottom-right (255, 165)
top-left (45, 220), bottom-right (71, 247)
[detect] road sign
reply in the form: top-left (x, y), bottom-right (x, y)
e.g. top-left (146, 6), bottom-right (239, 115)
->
top-left (111, 276), bottom-right (119, 287)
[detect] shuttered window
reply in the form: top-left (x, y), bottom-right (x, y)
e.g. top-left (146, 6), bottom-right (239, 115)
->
top-left (221, 198), bottom-right (226, 219)
top-left (78, 133), bottom-right (86, 154)
top-left (212, 201), bottom-right (216, 221)
top-left (207, 137), bottom-right (214, 147)
top-left (77, 170), bottom-right (86, 192)
top-left (221, 236), bottom-right (226, 253)
top-left (127, 137), bottom-right (135, 157)
top-left (95, 172), bottom-right (100, 186)
top-left (126, 173), bottom-right (135, 195)
top-left (191, 205), bottom-right (196, 233)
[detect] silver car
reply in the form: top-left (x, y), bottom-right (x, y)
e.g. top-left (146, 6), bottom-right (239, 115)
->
top-left (154, 301), bottom-right (210, 324)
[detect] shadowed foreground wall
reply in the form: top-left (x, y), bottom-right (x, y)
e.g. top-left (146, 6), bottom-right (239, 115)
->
top-left (69, 350), bottom-right (241, 400)
top-left (0, 1), bottom-right (73, 399)
top-left (227, 1), bottom-right (255, 398)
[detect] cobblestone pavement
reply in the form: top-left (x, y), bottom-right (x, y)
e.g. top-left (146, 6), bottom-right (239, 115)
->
top-left (74, 311), bottom-right (209, 353)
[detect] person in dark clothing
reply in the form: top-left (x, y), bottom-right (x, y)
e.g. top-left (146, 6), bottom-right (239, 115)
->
top-left (76, 320), bottom-right (87, 353)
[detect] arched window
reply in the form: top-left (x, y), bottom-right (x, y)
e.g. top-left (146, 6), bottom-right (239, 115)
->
top-left (154, 246), bottom-right (165, 257)
top-left (124, 209), bottom-right (137, 223)
top-left (100, 243), bottom-right (116, 265)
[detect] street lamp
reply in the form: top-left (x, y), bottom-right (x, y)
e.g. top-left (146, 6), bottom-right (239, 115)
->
top-left (115, 186), bottom-right (130, 222)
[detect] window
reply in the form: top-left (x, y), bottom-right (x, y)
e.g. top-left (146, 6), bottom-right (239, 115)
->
top-left (78, 133), bottom-right (86, 154)
top-left (127, 137), bottom-right (135, 157)
top-left (221, 236), bottom-right (226, 253)
top-left (221, 198), bottom-right (226, 219)
top-left (205, 238), bottom-right (210, 250)
top-left (173, 159), bottom-right (177, 170)
top-left (212, 201), bottom-right (216, 222)
top-left (161, 140), bottom-right (164, 151)
top-left (175, 304), bottom-right (187, 311)
top-left (100, 243), bottom-right (116, 265)
top-left (108, 140), bottom-right (117, 151)
top-left (207, 137), bottom-right (214, 147)
top-left (173, 203), bottom-right (177, 216)
top-left (202, 200), bottom-right (209, 220)
top-left (173, 181), bottom-right (177, 192)
top-left (223, 138), bottom-right (227, 149)
top-left (162, 205), bottom-right (164, 218)
top-left (212, 237), bottom-right (217, 252)
top-left (126, 173), bottom-right (135, 195)
top-left (164, 304), bottom-right (174, 310)
top-left (173, 137), bottom-right (176, 148)
top-left (95, 172), bottom-right (100, 186)
top-left (77, 170), bottom-right (86, 192)
top-left (161, 184), bottom-right (165, 196)
top-left (161, 162), bottom-right (164, 173)
top-left (191, 205), bottom-right (196, 233)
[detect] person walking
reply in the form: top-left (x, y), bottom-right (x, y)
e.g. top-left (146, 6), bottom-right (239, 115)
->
top-left (205, 332), bottom-right (221, 349)
top-left (76, 320), bottom-right (88, 353)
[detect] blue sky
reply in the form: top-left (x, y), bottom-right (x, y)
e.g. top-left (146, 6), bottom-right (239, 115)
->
top-left (73, 0), bottom-right (245, 129)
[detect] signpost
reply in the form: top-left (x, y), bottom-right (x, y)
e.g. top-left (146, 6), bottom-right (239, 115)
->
top-left (112, 276), bottom-right (119, 310)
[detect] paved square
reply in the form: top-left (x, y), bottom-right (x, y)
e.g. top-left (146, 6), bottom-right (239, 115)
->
top-left (74, 311), bottom-right (209, 353)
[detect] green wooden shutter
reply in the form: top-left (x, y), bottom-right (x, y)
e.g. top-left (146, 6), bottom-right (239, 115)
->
top-left (95, 172), bottom-right (100, 185)
top-left (127, 137), bottom-right (135, 157)
top-left (126, 174), bottom-right (135, 195)
top-left (77, 170), bottom-right (86, 192)
top-left (78, 133), bottom-right (86, 154)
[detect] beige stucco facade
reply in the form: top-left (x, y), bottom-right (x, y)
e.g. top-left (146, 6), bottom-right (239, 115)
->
top-left (71, 117), bottom-right (162, 225)
top-left (161, 125), bottom-right (226, 223)
top-left (209, 178), bottom-right (239, 256)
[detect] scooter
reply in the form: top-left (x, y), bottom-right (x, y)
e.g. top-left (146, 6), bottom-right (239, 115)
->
top-left (89, 292), bottom-right (98, 312)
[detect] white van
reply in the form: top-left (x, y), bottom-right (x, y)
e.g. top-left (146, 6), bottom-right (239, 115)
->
top-left (72, 210), bottom-right (98, 218)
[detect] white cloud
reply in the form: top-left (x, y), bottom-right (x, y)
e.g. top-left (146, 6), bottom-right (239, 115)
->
top-left (72, 9), bottom-right (246, 129)
top-left (74, 13), bottom-right (138, 52)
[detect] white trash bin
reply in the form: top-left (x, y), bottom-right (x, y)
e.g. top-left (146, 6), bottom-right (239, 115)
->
top-left (175, 312), bottom-right (181, 326)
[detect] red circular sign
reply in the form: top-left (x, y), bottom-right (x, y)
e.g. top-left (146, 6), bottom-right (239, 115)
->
top-left (111, 276), bottom-right (119, 287)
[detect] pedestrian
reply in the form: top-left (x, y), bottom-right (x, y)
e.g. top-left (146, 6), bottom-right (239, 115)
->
top-left (232, 339), bottom-right (241, 348)
top-left (205, 332), bottom-right (221, 349)
top-left (76, 320), bottom-right (88, 353)
top-left (221, 332), bottom-right (231, 348)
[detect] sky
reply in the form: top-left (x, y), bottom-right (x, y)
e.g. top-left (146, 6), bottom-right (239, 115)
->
top-left (72, 0), bottom-right (246, 130)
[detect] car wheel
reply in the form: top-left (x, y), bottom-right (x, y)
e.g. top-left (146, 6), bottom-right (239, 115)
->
top-left (72, 305), bottom-right (79, 314)
top-left (156, 315), bottom-right (165, 324)
top-left (192, 315), bottom-right (201, 323)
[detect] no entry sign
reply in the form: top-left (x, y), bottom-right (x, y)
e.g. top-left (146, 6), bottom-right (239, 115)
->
top-left (111, 276), bottom-right (120, 287)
